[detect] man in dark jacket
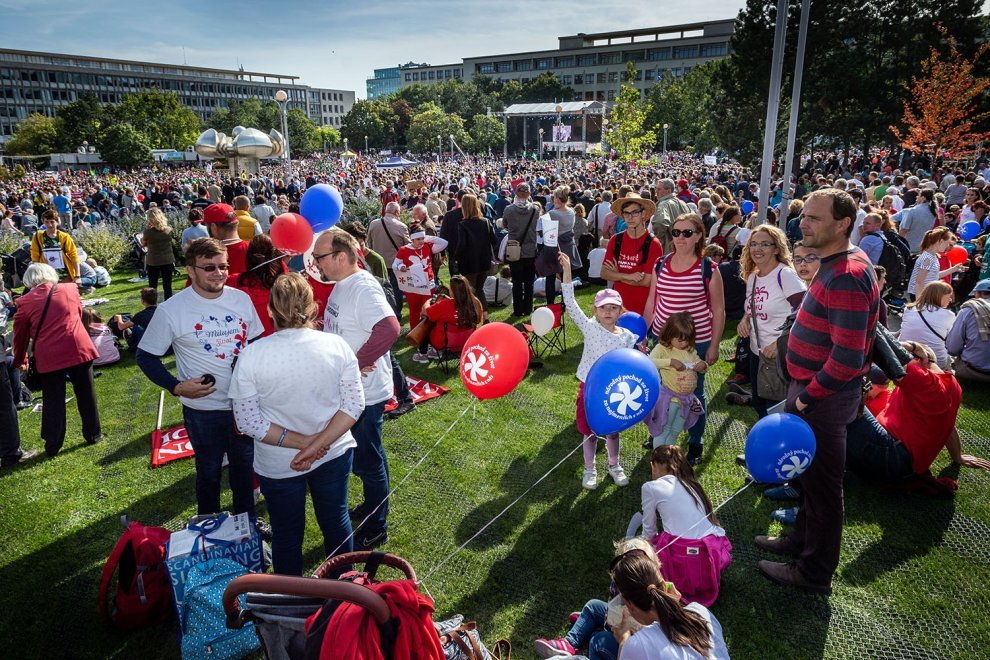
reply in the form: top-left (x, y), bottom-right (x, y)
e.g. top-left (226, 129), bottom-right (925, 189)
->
top-left (438, 190), bottom-right (466, 275)
top-left (502, 183), bottom-right (540, 316)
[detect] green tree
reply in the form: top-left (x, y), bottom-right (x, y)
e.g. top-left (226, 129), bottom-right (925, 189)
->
top-left (393, 84), bottom-right (439, 109)
top-left (469, 114), bottom-right (506, 153)
top-left (645, 62), bottom-right (721, 152)
top-left (519, 72), bottom-right (575, 103)
top-left (605, 63), bottom-right (658, 161)
top-left (5, 113), bottom-right (58, 155)
top-left (407, 103), bottom-right (470, 152)
top-left (341, 100), bottom-right (396, 148)
top-left (54, 92), bottom-right (105, 152)
top-left (98, 123), bottom-right (152, 168)
top-left (389, 98), bottom-right (415, 146)
top-left (108, 89), bottom-right (201, 149)
top-left (316, 125), bottom-right (341, 151)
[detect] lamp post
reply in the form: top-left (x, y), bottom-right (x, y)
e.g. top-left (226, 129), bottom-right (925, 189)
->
top-left (364, 135), bottom-right (368, 155)
top-left (538, 128), bottom-right (544, 161)
top-left (449, 134), bottom-right (454, 160)
top-left (601, 117), bottom-right (608, 155)
top-left (663, 123), bottom-right (669, 155)
top-left (274, 89), bottom-right (292, 182)
top-left (555, 103), bottom-right (563, 163)
top-left (437, 134), bottom-right (442, 163)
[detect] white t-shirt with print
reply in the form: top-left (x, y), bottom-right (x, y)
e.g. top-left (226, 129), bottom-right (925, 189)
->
top-left (744, 264), bottom-right (806, 352)
top-left (139, 286), bottom-right (264, 411)
top-left (620, 603), bottom-right (730, 659)
top-left (228, 328), bottom-right (363, 479)
top-left (323, 269), bottom-right (395, 405)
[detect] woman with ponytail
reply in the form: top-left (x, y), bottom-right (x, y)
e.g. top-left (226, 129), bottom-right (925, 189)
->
top-left (611, 551), bottom-right (729, 659)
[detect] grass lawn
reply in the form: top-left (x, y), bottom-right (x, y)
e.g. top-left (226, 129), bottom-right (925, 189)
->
top-left (1, 270), bottom-right (988, 659)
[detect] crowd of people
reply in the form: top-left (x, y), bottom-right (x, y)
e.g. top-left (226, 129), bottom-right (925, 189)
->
top-left (2, 149), bottom-right (990, 658)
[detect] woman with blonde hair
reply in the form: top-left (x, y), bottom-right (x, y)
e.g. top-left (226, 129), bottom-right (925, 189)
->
top-left (141, 207), bottom-right (176, 300)
top-left (229, 272), bottom-right (365, 576)
top-left (907, 227), bottom-right (964, 301)
top-left (898, 280), bottom-right (956, 369)
top-left (736, 224), bottom-right (806, 417)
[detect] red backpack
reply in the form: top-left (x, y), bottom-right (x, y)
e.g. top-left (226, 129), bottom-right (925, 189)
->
top-left (98, 516), bottom-right (173, 630)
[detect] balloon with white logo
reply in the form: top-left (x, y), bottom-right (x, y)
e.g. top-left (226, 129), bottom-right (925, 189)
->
top-left (459, 322), bottom-right (529, 400)
top-left (531, 306), bottom-right (555, 337)
top-left (301, 236), bottom-right (325, 281)
top-left (583, 348), bottom-right (661, 435)
top-left (744, 413), bottom-right (816, 483)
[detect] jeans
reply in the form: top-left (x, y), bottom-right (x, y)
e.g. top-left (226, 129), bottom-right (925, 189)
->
top-left (508, 257), bottom-right (536, 316)
top-left (257, 450), bottom-right (354, 576)
top-left (5, 356), bottom-right (23, 404)
top-left (564, 599), bottom-right (618, 660)
top-left (146, 263), bottom-right (175, 300)
top-left (77, 276), bottom-right (97, 288)
top-left (686, 340), bottom-right (710, 445)
top-left (390, 352), bottom-right (411, 403)
top-left (387, 268), bottom-right (404, 315)
top-left (845, 409), bottom-right (914, 482)
top-left (350, 401), bottom-right (389, 533)
top-left (182, 406), bottom-right (256, 517)
top-left (0, 355), bottom-right (22, 464)
top-left (40, 360), bottom-right (101, 456)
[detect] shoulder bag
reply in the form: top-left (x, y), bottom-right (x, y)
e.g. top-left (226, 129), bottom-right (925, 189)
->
top-left (23, 283), bottom-right (56, 391)
top-left (503, 208), bottom-right (537, 263)
top-left (749, 279), bottom-right (789, 402)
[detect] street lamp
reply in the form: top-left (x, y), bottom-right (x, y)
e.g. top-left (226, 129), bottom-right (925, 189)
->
top-left (538, 128), bottom-right (544, 161)
top-left (449, 133), bottom-right (454, 160)
top-left (274, 89), bottom-right (292, 182)
top-left (555, 103), bottom-right (563, 163)
top-left (364, 135), bottom-right (368, 155)
top-left (662, 123), bottom-right (669, 155)
top-left (437, 134), bottom-right (442, 163)
top-left (601, 117), bottom-right (608, 154)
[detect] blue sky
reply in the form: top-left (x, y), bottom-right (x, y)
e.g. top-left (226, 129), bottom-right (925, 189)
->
top-left (1, 0), bottom-right (742, 97)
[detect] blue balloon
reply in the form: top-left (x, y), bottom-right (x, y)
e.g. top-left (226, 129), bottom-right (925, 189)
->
top-left (616, 312), bottom-right (648, 344)
top-left (741, 200), bottom-right (755, 215)
top-left (583, 348), bottom-right (661, 436)
top-left (299, 184), bottom-right (343, 231)
top-left (744, 413), bottom-right (816, 483)
top-left (959, 221), bottom-right (981, 240)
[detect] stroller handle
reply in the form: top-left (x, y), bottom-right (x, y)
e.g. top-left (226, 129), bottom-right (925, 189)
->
top-left (222, 574), bottom-right (391, 630)
top-left (313, 551), bottom-right (417, 581)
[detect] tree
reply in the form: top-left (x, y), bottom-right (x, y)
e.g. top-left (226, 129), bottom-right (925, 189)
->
top-left (54, 92), bottom-right (105, 152)
top-left (890, 27), bottom-right (990, 158)
top-left (407, 103), bottom-right (470, 152)
top-left (645, 62), bottom-right (721, 152)
top-left (389, 98), bottom-right (414, 146)
top-left (340, 100), bottom-right (395, 148)
top-left (5, 113), bottom-right (58, 155)
top-left (519, 72), bottom-right (576, 104)
top-left (605, 63), bottom-right (659, 161)
top-left (205, 99), bottom-right (323, 155)
top-left (316, 125), bottom-right (341, 151)
top-left (108, 89), bottom-right (201, 149)
top-left (469, 114), bottom-right (506, 153)
top-left (98, 123), bottom-right (152, 168)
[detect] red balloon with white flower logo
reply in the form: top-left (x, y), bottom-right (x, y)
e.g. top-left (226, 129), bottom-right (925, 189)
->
top-left (458, 322), bottom-right (529, 399)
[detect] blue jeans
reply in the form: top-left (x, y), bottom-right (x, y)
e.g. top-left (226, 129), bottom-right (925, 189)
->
top-left (350, 401), bottom-right (389, 533)
top-left (257, 450), bottom-right (354, 576)
top-left (845, 409), bottom-right (914, 482)
top-left (77, 276), bottom-right (96, 288)
top-left (565, 599), bottom-right (618, 660)
top-left (687, 340), bottom-right (710, 445)
top-left (390, 352), bottom-right (411, 404)
top-left (182, 406), bottom-right (256, 517)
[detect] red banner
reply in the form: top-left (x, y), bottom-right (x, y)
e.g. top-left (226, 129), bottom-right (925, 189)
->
top-left (385, 376), bottom-right (450, 413)
top-left (151, 425), bottom-right (195, 468)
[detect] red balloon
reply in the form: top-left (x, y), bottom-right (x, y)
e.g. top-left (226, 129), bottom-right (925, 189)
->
top-left (947, 245), bottom-right (969, 266)
top-left (459, 322), bottom-right (529, 400)
top-left (137, 194), bottom-right (145, 201)
top-left (880, 150), bottom-right (887, 157)
top-left (270, 213), bottom-right (314, 255)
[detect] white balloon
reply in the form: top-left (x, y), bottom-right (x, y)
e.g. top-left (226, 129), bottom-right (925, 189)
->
top-left (302, 235), bottom-right (324, 282)
top-left (531, 306), bottom-right (555, 337)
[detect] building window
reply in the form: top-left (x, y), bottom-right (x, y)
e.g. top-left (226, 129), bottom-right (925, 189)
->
top-left (561, 75), bottom-right (572, 85)
top-left (496, 62), bottom-right (512, 73)
top-left (454, 69), bottom-right (461, 78)
top-left (607, 89), bottom-right (615, 101)
top-left (536, 58), bottom-right (553, 69)
top-left (608, 71), bottom-right (619, 83)
top-left (516, 60), bottom-right (532, 71)
top-left (597, 72), bottom-right (606, 84)
top-left (647, 48), bottom-right (671, 61)
top-left (478, 63), bottom-right (495, 74)
top-left (556, 56), bottom-right (575, 68)
top-left (673, 45), bottom-right (699, 59)
top-left (405, 73), bottom-right (411, 81)
top-left (700, 43), bottom-right (727, 57)
top-left (578, 54), bottom-right (596, 67)
top-left (445, 69), bottom-right (452, 78)
top-left (600, 53), bottom-right (620, 65)
top-left (429, 71), bottom-right (435, 79)
top-left (597, 91), bottom-right (605, 101)
top-left (574, 74), bottom-right (584, 85)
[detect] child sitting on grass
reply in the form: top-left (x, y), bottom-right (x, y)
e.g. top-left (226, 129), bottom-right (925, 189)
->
top-left (559, 251), bottom-right (637, 490)
top-left (645, 312), bottom-right (705, 449)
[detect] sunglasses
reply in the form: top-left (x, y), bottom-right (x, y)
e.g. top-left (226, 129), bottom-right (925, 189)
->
top-left (670, 228), bottom-right (697, 238)
top-left (793, 255), bottom-right (819, 266)
top-left (190, 263), bottom-right (230, 272)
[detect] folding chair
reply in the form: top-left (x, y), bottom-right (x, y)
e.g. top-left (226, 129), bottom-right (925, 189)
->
top-left (524, 302), bottom-right (567, 358)
top-left (433, 322), bottom-right (463, 376)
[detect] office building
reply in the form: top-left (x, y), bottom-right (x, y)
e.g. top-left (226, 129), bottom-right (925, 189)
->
top-left (367, 66), bottom-right (402, 100)
top-left (398, 62), bottom-right (464, 87)
top-left (0, 48), bottom-right (354, 143)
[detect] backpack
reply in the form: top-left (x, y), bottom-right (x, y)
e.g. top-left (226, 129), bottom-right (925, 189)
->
top-left (710, 223), bottom-right (740, 252)
top-left (871, 231), bottom-right (907, 287)
top-left (98, 516), bottom-right (173, 630)
top-left (180, 558), bottom-right (260, 659)
top-left (613, 230), bottom-right (655, 267)
top-left (883, 229), bottom-right (911, 264)
top-left (654, 254), bottom-right (714, 303)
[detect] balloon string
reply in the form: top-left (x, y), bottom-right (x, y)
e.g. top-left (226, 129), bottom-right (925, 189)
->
top-left (248, 254), bottom-right (289, 271)
top-left (418, 439), bottom-right (585, 587)
top-left (326, 400), bottom-right (475, 559)
top-left (654, 480), bottom-right (754, 554)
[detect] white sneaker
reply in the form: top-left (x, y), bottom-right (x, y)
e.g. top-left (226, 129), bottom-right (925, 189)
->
top-left (608, 464), bottom-right (629, 487)
top-left (412, 352), bottom-right (430, 364)
top-left (582, 469), bottom-right (598, 490)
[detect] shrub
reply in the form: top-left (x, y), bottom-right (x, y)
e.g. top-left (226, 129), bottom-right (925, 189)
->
top-left (342, 197), bottom-right (382, 228)
top-left (0, 229), bottom-right (26, 256)
top-left (72, 224), bottom-right (131, 271)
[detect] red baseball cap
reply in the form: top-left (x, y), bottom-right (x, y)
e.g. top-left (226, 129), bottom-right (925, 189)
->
top-left (203, 203), bottom-right (237, 224)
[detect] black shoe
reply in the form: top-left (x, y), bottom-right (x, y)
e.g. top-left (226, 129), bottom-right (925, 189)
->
top-left (1, 448), bottom-right (38, 468)
top-left (528, 361), bottom-right (543, 369)
top-left (85, 435), bottom-right (102, 445)
top-left (255, 518), bottom-right (273, 542)
top-left (735, 453), bottom-right (747, 467)
top-left (386, 400), bottom-right (415, 419)
top-left (642, 437), bottom-right (653, 450)
top-left (349, 502), bottom-right (371, 521)
top-left (686, 444), bottom-right (703, 466)
top-left (354, 529), bottom-right (388, 551)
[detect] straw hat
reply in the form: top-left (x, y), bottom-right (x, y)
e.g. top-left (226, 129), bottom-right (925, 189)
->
top-left (610, 192), bottom-right (656, 218)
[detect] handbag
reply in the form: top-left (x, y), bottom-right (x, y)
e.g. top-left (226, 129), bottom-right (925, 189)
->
top-left (406, 316), bottom-right (435, 347)
top-left (435, 614), bottom-right (511, 660)
top-left (503, 208), bottom-right (536, 263)
top-left (23, 283), bottom-right (57, 392)
top-left (750, 281), bottom-right (789, 402)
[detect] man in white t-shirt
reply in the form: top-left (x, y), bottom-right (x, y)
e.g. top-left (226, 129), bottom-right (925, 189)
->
top-left (313, 229), bottom-right (400, 550)
top-left (136, 238), bottom-right (264, 518)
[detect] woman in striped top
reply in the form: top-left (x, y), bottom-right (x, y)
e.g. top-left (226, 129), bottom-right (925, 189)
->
top-left (644, 213), bottom-right (726, 465)
top-left (907, 227), bottom-right (964, 301)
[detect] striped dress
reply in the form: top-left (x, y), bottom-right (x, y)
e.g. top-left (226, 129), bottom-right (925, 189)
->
top-left (650, 257), bottom-right (713, 342)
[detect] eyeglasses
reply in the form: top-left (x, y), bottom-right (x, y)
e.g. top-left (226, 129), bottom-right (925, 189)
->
top-left (670, 228), bottom-right (697, 238)
top-left (312, 250), bottom-right (343, 262)
top-left (190, 263), bottom-right (230, 273)
top-left (748, 241), bottom-right (775, 249)
top-left (793, 255), bottom-right (819, 265)
top-left (622, 208), bottom-right (644, 218)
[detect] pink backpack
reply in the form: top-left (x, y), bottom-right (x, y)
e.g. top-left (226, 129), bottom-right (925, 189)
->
top-left (652, 532), bottom-right (732, 608)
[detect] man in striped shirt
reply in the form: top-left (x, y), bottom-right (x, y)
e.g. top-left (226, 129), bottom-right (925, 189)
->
top-left (756, 189), bottom-right (880, 594)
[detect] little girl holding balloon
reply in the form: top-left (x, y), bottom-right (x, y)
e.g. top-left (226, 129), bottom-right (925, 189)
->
top-left (645, 312), bottom-right (706, 449)
top-left (559, 252), bottom-right (638, 490)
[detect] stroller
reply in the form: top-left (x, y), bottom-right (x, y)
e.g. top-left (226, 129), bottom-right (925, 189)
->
top-left (130, 233), bottom-right (148, 279)
top-left (1, 242), bottom-right (31, 290)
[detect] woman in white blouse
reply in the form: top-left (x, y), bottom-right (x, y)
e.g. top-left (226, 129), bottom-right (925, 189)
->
top-left (898, 280), bottom-right (956, 370)
top-left (230, 273), bottom-right (365, 576)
